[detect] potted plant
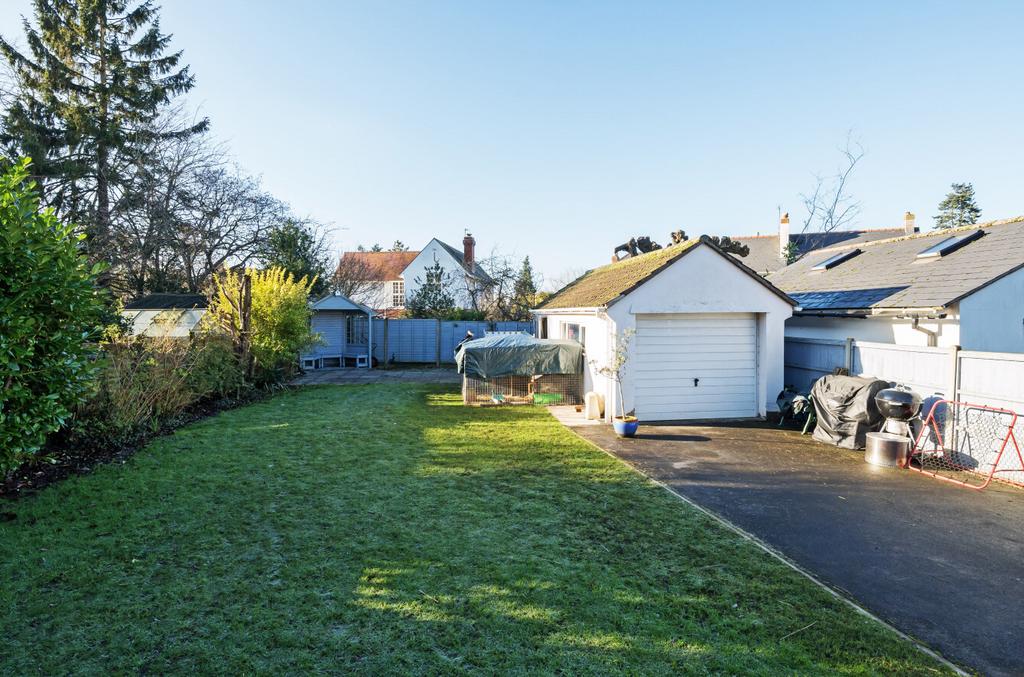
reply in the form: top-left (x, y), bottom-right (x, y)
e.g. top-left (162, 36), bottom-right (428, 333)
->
top-left (592, 329), bottom-right (639, 437)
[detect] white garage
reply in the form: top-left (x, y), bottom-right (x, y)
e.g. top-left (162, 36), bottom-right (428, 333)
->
top-left (533, 236), bottom-right (795, 422)
top-left (634, 313), bottom-right (759, 420)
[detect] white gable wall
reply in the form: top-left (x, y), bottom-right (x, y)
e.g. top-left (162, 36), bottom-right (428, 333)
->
top-left (535, 244), bottom-right (793, 422)
top-left (606, 245), bottom-right (792, 420)
top-left (402, 239), bottom-right (477, 309)
top-left (959, 268), bottom-right (1024, 353)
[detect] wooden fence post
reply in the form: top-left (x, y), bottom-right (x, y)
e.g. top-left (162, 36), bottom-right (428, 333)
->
top-left (382, 318), bottom-right (389, 369)
top-left (844, 337), bottom-right (855, 373)
top-left (435, 319), bottom-right (442, 367)
top-left (949, 344), bottom-right (961, 400)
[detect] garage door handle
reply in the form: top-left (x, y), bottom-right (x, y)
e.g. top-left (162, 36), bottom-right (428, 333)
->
top-left (694, 378), bottom-right (699, 387)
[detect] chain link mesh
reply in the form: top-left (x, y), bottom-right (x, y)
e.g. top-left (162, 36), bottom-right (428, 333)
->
top-left (909, 400), bottom-right (1024, 490)
top-left (462, 374), bottom-right (583, 407)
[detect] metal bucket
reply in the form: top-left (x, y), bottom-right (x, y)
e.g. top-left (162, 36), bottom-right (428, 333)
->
top-left (865, 432), bottom-right (910, 468)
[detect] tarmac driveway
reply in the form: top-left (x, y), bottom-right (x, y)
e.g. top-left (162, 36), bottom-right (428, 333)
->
top-left (569, 420), bottom-right (1024, 676)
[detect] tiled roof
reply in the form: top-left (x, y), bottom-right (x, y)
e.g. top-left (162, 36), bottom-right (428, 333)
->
top-left (434, 239), bottom-right (494, 284)
top-left (731, 229), bottom-right (907, 275)
top-left (337, 251), bottom-right (419, 281)
top-left (123, 293), bottom-right (208, 310)
top-left (538, 237), bottom-right (793, 310)
top-left (768, 217), bottom-right (1024, 311)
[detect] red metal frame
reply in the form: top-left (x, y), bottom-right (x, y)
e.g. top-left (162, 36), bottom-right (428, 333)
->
top-left (907, 398), bottom-right (1024, 490)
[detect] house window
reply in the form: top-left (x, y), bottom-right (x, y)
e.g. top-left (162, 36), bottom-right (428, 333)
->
top-left (346, 315), bottom-right (368, 344)
top-left (391, 280), bottom-right (405, 307)
top-left (561, 322), bottom-right (585, 346)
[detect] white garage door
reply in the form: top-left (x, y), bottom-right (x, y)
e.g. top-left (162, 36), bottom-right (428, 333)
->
top-left (634, 313), bottom-right (758, 421)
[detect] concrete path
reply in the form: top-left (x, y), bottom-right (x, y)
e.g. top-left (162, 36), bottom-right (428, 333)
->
top-left (292, 367), bottom-right (461, 386)
top-left (565, 415), bottom-right (1024, 676)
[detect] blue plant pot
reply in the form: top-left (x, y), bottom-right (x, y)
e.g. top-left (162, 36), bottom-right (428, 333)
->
top-left (613, 417), bottom-right (639, 438)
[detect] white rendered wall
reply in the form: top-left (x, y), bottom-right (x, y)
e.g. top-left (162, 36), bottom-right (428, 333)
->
top-left (959, 270), bottom-right (1024, 353)
top-left (602, 245), bottom-right (792, 421)
top-left (402, 239), bottom-right (477, 309)
top-left (785, 314), bottom-right (961, 348)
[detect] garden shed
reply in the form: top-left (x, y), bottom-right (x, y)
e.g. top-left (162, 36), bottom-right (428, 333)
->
top-left (456, 333), bottom-right (585, 405)
top-left (532, 236), bottom-right (796, 422)
top-left (302, 292), bottom-right (375, 369)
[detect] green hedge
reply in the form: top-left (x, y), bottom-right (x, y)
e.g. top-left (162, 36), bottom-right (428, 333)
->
top-left (0, 159), bottom-right (106, 472)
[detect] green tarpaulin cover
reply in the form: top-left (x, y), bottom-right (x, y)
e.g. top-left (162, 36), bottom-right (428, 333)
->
top-left (455, 333), bottom-right (584, 379)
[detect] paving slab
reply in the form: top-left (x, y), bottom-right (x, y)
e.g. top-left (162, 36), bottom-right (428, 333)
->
top-left (292, 367), bottom-right (461, 386)
top-left (568, 418), bottom-right (1024, 676)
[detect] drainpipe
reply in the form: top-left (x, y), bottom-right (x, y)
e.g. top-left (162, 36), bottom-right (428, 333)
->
top-left (911, 317), bottom-right (938, 347)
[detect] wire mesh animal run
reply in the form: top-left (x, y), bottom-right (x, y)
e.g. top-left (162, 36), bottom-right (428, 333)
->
top-left (462, 373), bottom-right (583, 407)
top-left (908, 399), bottom-right (1024, 490)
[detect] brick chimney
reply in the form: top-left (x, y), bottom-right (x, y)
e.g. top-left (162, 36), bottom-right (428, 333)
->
top-left (904, 211), bottom-right (916, 235)
top-left (778, 212), bottom-right (790, 259)
top-left (463, 232), bottom-right (476, 273)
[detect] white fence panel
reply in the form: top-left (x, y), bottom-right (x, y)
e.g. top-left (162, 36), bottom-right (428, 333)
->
top-left (958, 351), bottom-right (1024, 414)
top-left (784, 337), bottom-right (846, 392)
top-left (853, 342), bottom-right (953, 400)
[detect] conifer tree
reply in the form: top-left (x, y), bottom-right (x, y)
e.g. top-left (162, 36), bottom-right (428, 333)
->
top-left (0, 0), bottom-right (207, 256)
top-left (934, 182), bottom-right (982, 230)
top-left (511, 256), bottom-right (538, 320)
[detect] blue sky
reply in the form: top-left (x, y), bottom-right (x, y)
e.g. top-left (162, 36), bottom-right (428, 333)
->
top-left (2, 1), bottom-right (1023, 286)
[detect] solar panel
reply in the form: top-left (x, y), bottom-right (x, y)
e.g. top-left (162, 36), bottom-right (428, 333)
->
top-left (916, 229), bottom-right (984, 258)
top-left (811, 248), bottom-right (861, 271)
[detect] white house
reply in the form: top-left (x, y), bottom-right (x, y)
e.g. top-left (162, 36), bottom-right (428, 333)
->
top-left (335, 234), bottom-right (492, 314)
top-left (122, 293), bottom-right (208, 338)
top-left (768, 216), bottom-right (1024, 353)
top-left (532, 236), bottom-right (796, 422)
top-left (334, 250), bottom-right (419, 317)
top-left (400, 233), bottom-right (492, 310)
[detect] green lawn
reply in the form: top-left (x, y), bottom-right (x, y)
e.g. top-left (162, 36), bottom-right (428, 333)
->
top-left (1, 384), bottom-right (949, 675)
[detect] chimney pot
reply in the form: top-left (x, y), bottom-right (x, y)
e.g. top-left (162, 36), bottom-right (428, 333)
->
top-left (463, 232), bottom-right (476, 273)
top-left (904, 211), bottom-right (916, 235)
top-left (779, 212), bottom-right (791, 260)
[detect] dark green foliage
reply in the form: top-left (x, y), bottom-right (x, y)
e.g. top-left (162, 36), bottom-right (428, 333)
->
top-left (390, 240), bottom-right (409, 251)
top-left (934, 182), bottom-right (982, 230)
top-left (0, 159), bottom-right (106, 471)
top-left (0, 384), bottom-right (952, 674)
top-left (406, 261), bottom-right (457, 318)
top-left (0, 0), bottom-right (207, 253)
top-left (260, 220), bottom-right (330, 296)
top-left (510, 256), bottom-right (538, 320)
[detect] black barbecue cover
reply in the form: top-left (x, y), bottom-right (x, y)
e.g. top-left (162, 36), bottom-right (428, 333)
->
top-left (810, 374), bottom-right (890, 449)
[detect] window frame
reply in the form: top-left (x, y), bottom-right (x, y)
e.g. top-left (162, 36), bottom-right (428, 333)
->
top-left (391, 280), bottom-right (405, 307)
top-left (561, 322), bottom-right (586, 346)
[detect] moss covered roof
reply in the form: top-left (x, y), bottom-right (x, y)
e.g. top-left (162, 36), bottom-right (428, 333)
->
top-left (538, 240), bottom-right (702, 309)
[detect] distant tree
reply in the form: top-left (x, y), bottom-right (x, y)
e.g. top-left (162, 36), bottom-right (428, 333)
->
top-left (332, 253), bottom-right (388, 307)
top-left (800, 133), bottom-right (864, 241)
top-left (934, 183), bottom-right (982, 230)
top-left (510, 256), bottom-right (538, 320)
top-left (405, 261), bottom-right (456, 319)
top-left (260, 220), bottom-right (330, 297)
top-left (781, 240), bottom-right (800, 265)
top-left (369, 243), bottom-right (383, 252)
top-left (0, 0), bottom-right (207, 258)
top-left (389, 240), bottom-right (409, 252)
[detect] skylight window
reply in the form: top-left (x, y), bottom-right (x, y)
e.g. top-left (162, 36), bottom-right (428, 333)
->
top-left (812, 248), bottom-right (861, 271)
top-left (916, 229), bottom-right (984, 258)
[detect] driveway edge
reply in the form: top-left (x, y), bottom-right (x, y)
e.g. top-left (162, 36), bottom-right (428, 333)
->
top-left (565, 425), bottom-right (970, 677)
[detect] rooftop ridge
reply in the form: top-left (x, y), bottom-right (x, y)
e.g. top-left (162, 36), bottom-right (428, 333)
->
top-left (794, 216), bottom-right (1024, 256)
